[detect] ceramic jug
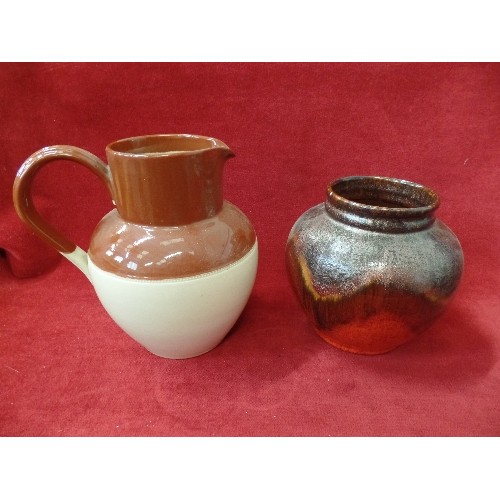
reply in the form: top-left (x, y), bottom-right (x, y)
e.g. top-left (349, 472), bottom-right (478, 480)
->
top-left (286, 176), bottom-right (463, 355)
top-left (13, 134), bottom-right (258, 359)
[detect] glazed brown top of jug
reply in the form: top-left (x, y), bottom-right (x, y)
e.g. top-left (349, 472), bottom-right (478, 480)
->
top-left (105, 135), bottom-right (234, 226)
top-left (88, 135), bottom-right (256, 279)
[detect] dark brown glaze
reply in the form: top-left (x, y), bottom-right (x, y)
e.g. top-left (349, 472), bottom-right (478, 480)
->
top-left (326, 176), bottom-right (440, 233)
top-left (89, 201), bottom-right (256, 279)
top-left (286, 176), bottom-right (463, 355)
top-left (13, 135), bottom-right (246, 279)
top-left (106, 135), bottom-right (234, 226)
top-left (287, 254), bottom-right (448, 354)
top-left (13, 146), bottom-right (112, 253)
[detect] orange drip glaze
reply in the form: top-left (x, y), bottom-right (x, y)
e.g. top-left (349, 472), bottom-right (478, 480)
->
top-left (316, 311), bottom-right (416, 355)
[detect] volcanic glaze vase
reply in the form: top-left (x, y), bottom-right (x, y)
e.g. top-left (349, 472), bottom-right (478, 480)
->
top-left (286, 176), bottom-right (463, 355)
top-left (13, 134), bottom-right (258, 359)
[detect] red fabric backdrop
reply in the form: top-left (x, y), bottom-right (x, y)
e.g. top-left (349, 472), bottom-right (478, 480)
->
top-left (1, 62), bottom-right (499, 436)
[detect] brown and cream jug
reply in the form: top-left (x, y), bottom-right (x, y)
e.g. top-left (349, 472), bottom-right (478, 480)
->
top-left (13, 134), bottom-right (258, 359)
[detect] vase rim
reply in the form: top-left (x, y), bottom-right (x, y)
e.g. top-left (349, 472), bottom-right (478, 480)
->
top-left (326, 176), bottom-right (440, 232)
top-left (328, 175), bottom-right (439, 213)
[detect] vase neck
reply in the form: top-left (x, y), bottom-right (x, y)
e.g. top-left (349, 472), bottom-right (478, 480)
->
top-left (325, 176), bottom-right (439, 233)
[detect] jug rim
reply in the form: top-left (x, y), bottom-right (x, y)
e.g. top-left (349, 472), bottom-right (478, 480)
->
top-left (106, 134), bottom-right (232, 158)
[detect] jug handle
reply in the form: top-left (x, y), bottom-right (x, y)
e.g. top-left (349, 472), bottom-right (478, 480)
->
top-left (13, 145), bottom-right (113, 281)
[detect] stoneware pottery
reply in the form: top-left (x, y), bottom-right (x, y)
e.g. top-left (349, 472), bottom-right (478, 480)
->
top-left (286, 176), bottom-right (463, 355)
top-left (13, 134), bottom-right (258, 359)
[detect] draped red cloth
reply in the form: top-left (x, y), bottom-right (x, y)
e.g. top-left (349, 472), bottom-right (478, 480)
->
top-left (1, 62), bottom-right (499, 436)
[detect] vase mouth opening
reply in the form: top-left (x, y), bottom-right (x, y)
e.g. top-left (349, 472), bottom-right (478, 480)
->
top-left (328, 176), bottom-right (439, 213)
top-left (326, 176), bottom-right (440, 232)
top-left (107, 134), bottom-right (233, 158)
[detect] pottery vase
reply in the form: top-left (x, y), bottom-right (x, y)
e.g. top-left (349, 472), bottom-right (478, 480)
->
top-left (13, 134), bottom-right (258, 359)
top-left (285, 176), bottom-right (463, 355)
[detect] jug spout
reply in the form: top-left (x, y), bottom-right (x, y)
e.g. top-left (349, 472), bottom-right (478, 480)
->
top-left (215, 144), bottom-right (235, 160)
top-left (105, 134), bottom-right (235, 226)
